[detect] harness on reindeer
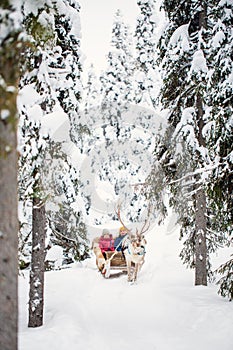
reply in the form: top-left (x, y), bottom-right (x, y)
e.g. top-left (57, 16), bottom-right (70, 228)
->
top-left (122, 235), bottom-right (146, 256)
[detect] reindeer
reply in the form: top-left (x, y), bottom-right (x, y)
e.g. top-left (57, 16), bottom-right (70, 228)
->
top-left (116, 205), bottom-right (150, 283)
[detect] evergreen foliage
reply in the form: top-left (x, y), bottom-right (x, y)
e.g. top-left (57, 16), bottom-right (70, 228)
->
top-left (48, 204), bottom-right (89, 264)
top-left (148, 2), bottom-right (217, 285)
top-left (206, 0), bottom-right (233, 234)
top-left (78, 64), bottom-right (100, 153)
top-left (134, 0), bottom-right (162, 107)
top-left (100, 9), bottom-right (135, 123)
top-left (18, 0), bottom-right (89, 269)
top-left (206, 0), bottom-right (233, 298)
top-left (51, 0), bottom-right (83, 144)
top-left (216, 256), bottom-right (233, 301)
top-left (147, 0), bottom-right (232, 293)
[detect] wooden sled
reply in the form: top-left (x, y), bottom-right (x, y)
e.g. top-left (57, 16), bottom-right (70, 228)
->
top-left (101, 251), bottom-right (127, 279)
top-left (92, 239), bottom-right (127, 278)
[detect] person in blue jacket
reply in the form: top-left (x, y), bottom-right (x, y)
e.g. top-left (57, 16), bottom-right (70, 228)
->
top-left (114, 226), bottom-right (128, 251)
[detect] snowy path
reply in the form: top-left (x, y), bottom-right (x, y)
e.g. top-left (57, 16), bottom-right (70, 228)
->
top-left (18, 222), bottom-right (233, 350)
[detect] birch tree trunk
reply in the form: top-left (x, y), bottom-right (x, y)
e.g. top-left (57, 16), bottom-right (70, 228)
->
top-left (28, 195), bottom-right (46, 327)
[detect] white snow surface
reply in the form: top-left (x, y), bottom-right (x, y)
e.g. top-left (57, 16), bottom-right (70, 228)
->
top-left (18, 215), bottom-right (233, 350)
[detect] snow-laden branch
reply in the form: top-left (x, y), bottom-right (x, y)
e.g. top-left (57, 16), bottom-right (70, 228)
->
top-left (168, 161), bottom-right (221, 186)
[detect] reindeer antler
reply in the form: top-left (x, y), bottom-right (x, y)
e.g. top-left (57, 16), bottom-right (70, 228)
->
top-left (136, 202), bottom-right (152, 237)
top-left (115, 203), bottom-right (131, 234)
top-left (115, 202), bottom-right (152, 238)
top-left (138, 218), bottom-right (150, 236)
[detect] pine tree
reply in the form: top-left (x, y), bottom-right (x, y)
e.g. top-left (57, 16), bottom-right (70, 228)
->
top-left (100, 8), bottom-right (135, 131)
top-left (148, 0), bottom-right (233, 295)
top-left (19, 0), bottom-right (86, 326)
top-left (46, 0), bottom-right (89, 264)
top-left (134, 0), bottom-right (163, 108)
top-left (149, 1), bottom-right (215, 286)
top-left (20, 1), bottom-right (57, 327)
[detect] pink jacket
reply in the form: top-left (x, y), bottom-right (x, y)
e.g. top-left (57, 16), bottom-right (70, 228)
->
top-left (99, 236), bottom-right (114, 252)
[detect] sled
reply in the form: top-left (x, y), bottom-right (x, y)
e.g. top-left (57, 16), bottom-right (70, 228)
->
top-left (92, 236), bottom-right (127, 278)
top-left (101, 251), bottom-right (127, 279)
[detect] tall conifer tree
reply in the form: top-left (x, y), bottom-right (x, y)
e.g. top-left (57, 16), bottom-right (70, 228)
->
top-left (18, 0), bottom-right (85, 326)
top-left (20, 0), bottom-right (57, 328)
top-left (134, 0), bottom-right (162, 107)
top-left (149, 1), bottom-right (213, 286)
top-left (100, 8), bottom-right (134, 130)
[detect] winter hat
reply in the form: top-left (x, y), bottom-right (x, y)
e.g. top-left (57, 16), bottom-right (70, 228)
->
top-left (102, 228), bottom-right (110, 235)
top-left (119, 226), bottom-right (127, 232)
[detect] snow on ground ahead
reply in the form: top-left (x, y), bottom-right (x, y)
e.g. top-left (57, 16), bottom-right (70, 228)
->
top-left (18, 216), bottom-right (233, 350)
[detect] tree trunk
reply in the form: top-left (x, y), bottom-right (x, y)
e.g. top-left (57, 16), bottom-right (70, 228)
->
top-left (28, 196), bottom-right (46, 327)
top-left (195, 187), bottom-right (207, 285)
top-left (194, 92), bottom-right (207, 286)
top-left (0, 2), bottom-right (21, 347)
top-left (0, 120), bottom-right (18, 350)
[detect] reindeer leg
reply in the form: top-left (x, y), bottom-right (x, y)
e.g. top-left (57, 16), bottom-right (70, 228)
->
top-left (133, 263), bottom-right (139, 283)
top-left (129, 262), bottom-right (136, 283)
top-left (127, 261), bottom-right (132, 282)
top-left (130, 264), bottom-right (135, 283)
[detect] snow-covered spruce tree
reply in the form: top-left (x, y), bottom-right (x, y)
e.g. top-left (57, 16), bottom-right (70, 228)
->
top-left (45, 0), bottom-right (89, 264)
top-left (207, 0), bottom-right (233, 300)
top-left (51, 0), bottom-right (83, 145)
top-left (100, 9), bottom-right (135, 131)
top-left (134, 0), bottom-right (162, 108)
top-left (19, 0), bottom-right (57, 328)
top-left (0, 1), bottom-right (25, 347)
top-left (148, 1), bottom-right (218, 286)
top-left (19, 1), bottom-right (88, 326)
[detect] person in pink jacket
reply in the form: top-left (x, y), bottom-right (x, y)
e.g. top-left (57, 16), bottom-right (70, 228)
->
top-left (99, 229), bottom-right (114, 258)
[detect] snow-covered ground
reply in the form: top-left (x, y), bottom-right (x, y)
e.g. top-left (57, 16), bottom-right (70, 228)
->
top-left (18, 215), bottom-right (233, 350)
